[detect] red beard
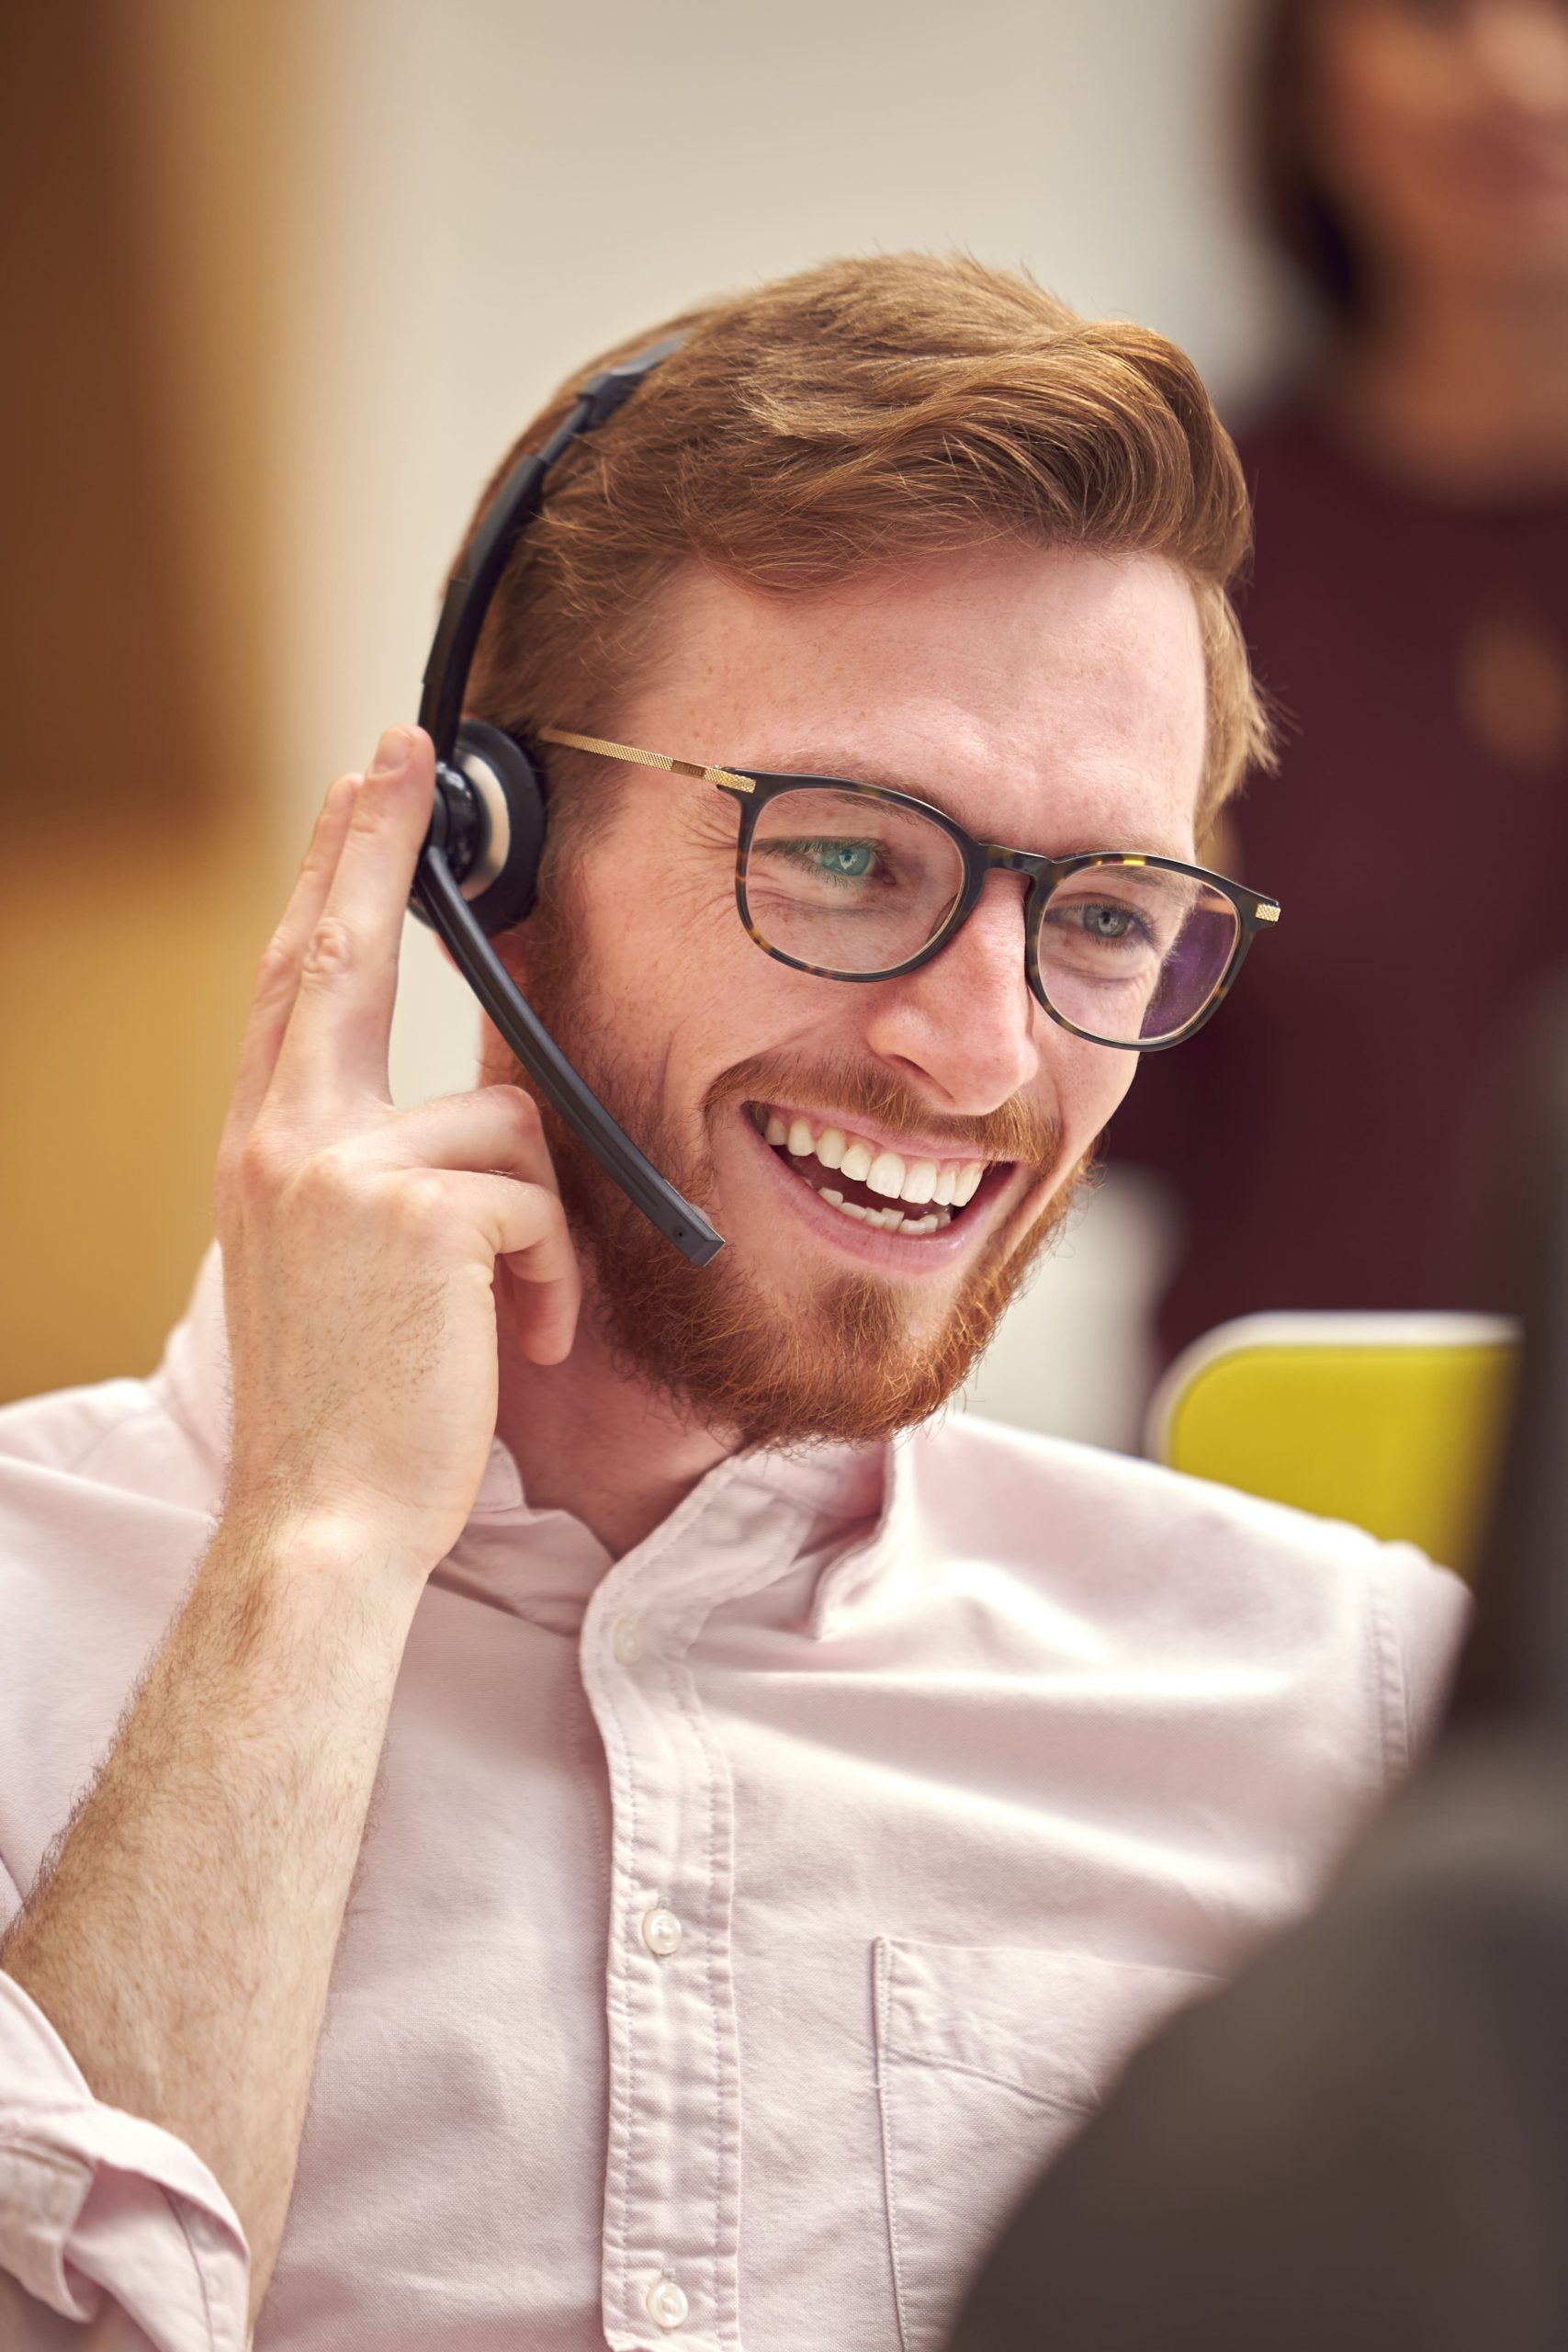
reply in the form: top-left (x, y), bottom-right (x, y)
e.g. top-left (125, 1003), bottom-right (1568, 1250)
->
top-left (498, 902), bottom-right (1089, 1452)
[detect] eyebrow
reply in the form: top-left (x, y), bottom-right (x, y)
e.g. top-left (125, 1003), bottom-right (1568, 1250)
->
top-left (739, 748), bottom-right (1196, 864)
top-left (746, 749), bottom-right (959, 811)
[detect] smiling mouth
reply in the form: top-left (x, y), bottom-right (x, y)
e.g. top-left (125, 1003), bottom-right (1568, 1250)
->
top-left (746, 1102), bottom-right (1003, 1238)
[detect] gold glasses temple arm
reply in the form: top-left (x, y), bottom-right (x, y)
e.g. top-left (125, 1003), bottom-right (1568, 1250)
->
top-left (537, 727), bottom-right (755, 795)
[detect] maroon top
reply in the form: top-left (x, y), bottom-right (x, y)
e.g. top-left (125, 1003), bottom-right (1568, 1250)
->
top-left (1112, 398), bottom-right (1568, 1362)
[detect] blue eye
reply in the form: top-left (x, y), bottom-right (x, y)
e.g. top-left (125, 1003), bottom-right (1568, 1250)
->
top-left (817, 842), bottom-right (874, 877)
top-left (767, 836), bottom-right (880, 881)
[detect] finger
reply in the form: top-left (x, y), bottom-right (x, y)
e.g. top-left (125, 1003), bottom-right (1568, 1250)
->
top-left (360, 1086), bottom-right (561, 1193)
top-left (224, 773), bottom-right (361, 1148)
top-left (448, 1170), bottom-right (581, 1365)
top-left (274, 724), bottom-right (435, 1103)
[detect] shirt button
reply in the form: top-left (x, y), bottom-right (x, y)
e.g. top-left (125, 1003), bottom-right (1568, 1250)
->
top-left (641, 1905), bottom-right (683, 1958)
top-left (612, 1617), bottom-right (644, 1667)
top-left (647, 2277), bottom-right (689, 2331)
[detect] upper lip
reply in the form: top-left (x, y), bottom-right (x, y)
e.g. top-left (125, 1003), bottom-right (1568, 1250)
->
top-left (746, 1098), bottom-right (1013, 1169)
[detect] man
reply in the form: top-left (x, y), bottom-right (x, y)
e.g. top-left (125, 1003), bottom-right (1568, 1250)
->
top-left (0, 255), bottom-right (1466, 2349)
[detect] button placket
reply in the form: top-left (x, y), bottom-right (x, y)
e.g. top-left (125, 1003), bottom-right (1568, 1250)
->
top-left (585, 1577), bottom-right (720, 2345)
top-left (583, 1481), bottom-right (813, 2350)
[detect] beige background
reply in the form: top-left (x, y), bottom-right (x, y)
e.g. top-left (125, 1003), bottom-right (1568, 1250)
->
top-left (3, 0), bottom-right (1289, 1435)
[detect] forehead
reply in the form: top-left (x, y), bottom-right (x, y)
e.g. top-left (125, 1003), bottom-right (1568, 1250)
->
top-left (622, 543), bottom-right (1210, 856)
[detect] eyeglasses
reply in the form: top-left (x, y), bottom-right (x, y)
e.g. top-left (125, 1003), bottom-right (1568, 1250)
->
top-left (538, 728), bottom-right (1281, 1051)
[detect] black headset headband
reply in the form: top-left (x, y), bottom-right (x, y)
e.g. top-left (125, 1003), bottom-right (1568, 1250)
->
top-left (409, 337), bottom-right (723, 1268)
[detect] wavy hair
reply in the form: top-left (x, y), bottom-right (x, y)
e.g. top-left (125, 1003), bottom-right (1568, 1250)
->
top-left (464, 252), bottom-right (1272, 833)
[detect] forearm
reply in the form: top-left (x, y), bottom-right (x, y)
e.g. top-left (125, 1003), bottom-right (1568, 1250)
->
top-left (0, 727), bottom-right (574, 2338)
top-left (0, 1511), bottom-right (419, 2324)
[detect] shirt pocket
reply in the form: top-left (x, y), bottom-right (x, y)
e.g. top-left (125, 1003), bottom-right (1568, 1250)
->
top-left (872, 1936), bottom-right (1216, 2352)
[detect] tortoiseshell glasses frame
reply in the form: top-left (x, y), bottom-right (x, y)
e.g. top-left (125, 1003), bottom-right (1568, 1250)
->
top-left (538, 728), bottom-right (1281, 1053)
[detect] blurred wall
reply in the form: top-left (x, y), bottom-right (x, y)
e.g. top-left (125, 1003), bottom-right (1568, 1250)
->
top-left (3, 0), bottom-right (1284, 1425)
top-left (0, 3), bottom-right (289, 1401)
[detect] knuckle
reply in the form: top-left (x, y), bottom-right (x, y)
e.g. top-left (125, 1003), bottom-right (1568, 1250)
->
top-left (293, 1141), bottom-right (361, 1212)
top-left (390, 1170), bottom-right (448, 1241)
top-left (490, 1083), bottom-right (542, 1136)
top-left (515, 1185), bottom-right (568, 1253)
top-left (299, 916), bottom-right (355, 981)
top-left (229, 1126), bottom-right (290, 1207)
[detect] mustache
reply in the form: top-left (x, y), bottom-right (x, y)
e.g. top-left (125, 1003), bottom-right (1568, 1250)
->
top-left (703, 1050), bottom-right (1062, 1167)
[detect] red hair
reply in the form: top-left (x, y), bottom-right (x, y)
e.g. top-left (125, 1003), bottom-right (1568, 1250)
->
top-left (466, 252), bottom-right (1271, 830)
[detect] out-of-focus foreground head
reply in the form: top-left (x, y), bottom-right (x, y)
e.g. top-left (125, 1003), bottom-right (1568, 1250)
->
top-left (460, 252), bottom-right (1269, 853)
top-left (1256, 0), bottom-right (1568, 325)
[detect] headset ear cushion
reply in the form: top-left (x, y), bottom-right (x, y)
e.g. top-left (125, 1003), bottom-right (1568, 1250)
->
top-left (451, 719), bottom-right (548, 934)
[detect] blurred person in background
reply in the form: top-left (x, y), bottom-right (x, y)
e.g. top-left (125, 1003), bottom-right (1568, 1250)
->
top-left (1115, 0), bottom-right (1568, 1363)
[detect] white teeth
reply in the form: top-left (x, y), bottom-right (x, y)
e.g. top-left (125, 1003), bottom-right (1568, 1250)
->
top-left (759, 1107), bottom-right (990, 1222)
top-left (818, 1187), bottom-right (953, 1238)
top-left (867, 1149), bottom-right (906, 1200)
top-left (840, 1137), bottom-right (874, 1183)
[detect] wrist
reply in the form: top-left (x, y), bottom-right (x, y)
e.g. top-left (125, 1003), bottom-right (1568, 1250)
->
top-left (205, 1500), bottom-right (431, 1641)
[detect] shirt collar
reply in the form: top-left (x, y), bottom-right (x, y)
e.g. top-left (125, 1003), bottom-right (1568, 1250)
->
top-left (807, 1428), bottom-right (931, 1638)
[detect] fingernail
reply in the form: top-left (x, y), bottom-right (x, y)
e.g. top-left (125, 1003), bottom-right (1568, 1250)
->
top-left (370, 727), bottom-right (410, 777)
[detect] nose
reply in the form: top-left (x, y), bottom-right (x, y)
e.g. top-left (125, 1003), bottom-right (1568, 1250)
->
top-left (859, 872), bottom-right (1043, 1113)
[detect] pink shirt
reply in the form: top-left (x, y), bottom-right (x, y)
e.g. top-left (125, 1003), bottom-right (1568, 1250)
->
top-left (0, 1252), bottom-right (1467, 2350)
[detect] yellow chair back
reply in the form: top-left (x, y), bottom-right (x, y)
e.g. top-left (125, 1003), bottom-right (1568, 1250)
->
top-left (1146, 1314), bottom-right (1518, 1576)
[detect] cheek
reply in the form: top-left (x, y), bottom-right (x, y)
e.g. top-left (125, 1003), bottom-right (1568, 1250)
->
top-left (570, 833), bottom-right (801, 1076)
top-left (1056, 1031), bottom-right (1139, 1148)
top-left (1314, 25), bottom-right (1460, 206)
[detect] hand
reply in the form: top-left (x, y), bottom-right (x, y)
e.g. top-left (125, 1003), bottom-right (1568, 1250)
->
top-left (213, 725), bottom-right (580, 1582)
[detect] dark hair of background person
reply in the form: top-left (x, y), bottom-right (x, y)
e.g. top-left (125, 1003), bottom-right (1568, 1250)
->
top-left (1253, 0), bottom-right (1365, 322)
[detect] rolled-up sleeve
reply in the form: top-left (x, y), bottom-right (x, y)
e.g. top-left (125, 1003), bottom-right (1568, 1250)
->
top-left (0, 1959), bottom-right (250, 2349)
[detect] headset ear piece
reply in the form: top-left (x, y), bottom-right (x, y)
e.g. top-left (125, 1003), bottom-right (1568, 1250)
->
top-left (446, 719), bottom-right (548, 935)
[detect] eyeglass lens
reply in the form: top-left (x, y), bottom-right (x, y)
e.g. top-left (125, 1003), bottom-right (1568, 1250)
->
top-left (742, 787), bottom-right (1241, 1046)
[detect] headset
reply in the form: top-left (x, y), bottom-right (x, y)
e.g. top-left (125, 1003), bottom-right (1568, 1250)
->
top-left (407, 334), bottom-right (723, 1269)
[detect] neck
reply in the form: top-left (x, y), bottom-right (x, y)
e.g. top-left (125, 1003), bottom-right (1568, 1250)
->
top-left (494, 1290), bottom-right (731, 1559)
top-left (1325, 267), bottom-right (1568, 497)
